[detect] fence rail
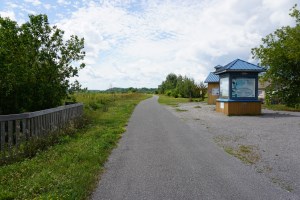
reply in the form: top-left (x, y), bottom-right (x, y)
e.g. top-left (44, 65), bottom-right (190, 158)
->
top-left (0, 103), bottom-right (83, 159)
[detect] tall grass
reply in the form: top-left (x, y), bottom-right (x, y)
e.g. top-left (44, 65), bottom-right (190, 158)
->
top-left (158, 95), bottom-right (190, 107)
top-left (0, 92), bottom-right (150, 199)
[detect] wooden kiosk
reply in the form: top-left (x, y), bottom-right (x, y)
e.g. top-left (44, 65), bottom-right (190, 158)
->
top-left (215, 59), bottom-right (266, 115)
top-left (204, 65), bottom-right (221, 105)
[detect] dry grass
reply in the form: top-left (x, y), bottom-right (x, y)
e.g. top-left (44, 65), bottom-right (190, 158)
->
top-left (214, 135), bottom-right (260, 165)
top-left (224, 145), bottom-right (261, 165)
top-left (175, 108), bottom-right (188, 112)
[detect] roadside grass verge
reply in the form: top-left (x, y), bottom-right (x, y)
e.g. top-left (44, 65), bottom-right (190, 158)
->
top-left (262, 104), bottom-right (300, 112)
top-left (0, 93), bottom-right (149, 200)
top-left (158, 95), bottom-right (189, 107)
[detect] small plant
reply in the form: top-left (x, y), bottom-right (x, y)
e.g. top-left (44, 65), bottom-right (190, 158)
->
top-left (102, 104), bottom-right (109, 112)
top-left (175, 108), bottom-right (188, 112)
top-left (271, 177), bottom-right (294, 192)
top-left (88, 102), bottom-right (100, 110)
top-left (223, 145), bottom-right (261, 165)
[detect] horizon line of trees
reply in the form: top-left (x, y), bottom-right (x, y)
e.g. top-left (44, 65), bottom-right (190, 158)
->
top-left (158, 73), bottom-right (207, 100)
top-left (104, 87), bottom-right (156, 94)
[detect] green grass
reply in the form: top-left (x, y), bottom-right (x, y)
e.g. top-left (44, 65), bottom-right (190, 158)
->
top-left (262, 104), bottom-right (300, 112)
top-left (158, 95), bottom-right (190, 107)
top-left (0, 93), bottom-right (150, 200)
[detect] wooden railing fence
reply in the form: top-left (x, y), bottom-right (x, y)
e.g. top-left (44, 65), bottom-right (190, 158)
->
top-left (0, 103), bottom-right (83, 159)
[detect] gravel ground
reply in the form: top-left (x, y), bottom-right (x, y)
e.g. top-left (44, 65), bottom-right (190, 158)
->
top-left (165, 102), bottom-right (300, 196)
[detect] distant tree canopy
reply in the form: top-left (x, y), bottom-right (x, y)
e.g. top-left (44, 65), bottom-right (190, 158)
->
top-left (104, 87), bottom-right (157, 94)
top-left (252, 5), bottom-right (300, 107)
top-left (0, 14), bottom-right (85, 114)
top-left (158, 73), bottom-right (207, 99)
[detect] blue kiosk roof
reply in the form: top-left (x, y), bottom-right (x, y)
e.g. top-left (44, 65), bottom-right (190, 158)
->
top-left (204, 72), bottom-right (219, 83)
top-left (215, 59), bottom-right (266, 74)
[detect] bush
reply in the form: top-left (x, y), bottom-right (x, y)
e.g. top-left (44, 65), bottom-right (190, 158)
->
top-left (0, 15), bottom-right (85, 114)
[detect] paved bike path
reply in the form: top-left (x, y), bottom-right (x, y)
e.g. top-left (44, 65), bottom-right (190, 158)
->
top-left (91, 96), bottom-right (298, 200)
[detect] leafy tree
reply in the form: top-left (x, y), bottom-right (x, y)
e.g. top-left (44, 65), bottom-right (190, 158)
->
top-left (251, 5), bottom-right (300, 107)
top-left (165, 73), bottom-right (178, 89)
top-left (198, 81), bottom-right (207, 101)
top-left (0, 14), bottom-right (85, 114)
top-left (159, 74), bottom-right (202, 99)
top-left (158, 73), bottom-right (178, 94)
top-left (179, 76), bottom-right (198, 99)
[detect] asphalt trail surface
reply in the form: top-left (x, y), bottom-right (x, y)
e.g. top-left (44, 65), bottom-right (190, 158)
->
top-left (91, 96), bottom-right (298, 200)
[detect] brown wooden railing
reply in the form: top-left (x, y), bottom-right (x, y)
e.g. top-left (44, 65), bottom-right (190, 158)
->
top-left (0, 103), bottom-right (83, 159)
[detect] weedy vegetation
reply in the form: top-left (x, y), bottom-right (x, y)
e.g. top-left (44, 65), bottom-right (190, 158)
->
top-left (0, 93), bottom-right (150, 199)
top-left (213, 135), bottom-right (260, 165)
top-left (262, 104), bottom-right (300, 112)
top-left (158, 95), bottom-right (189, 107)
top-left (223, 145), bottom-right (261, 165)
top-left (175, 108), bottom-right (188, 112)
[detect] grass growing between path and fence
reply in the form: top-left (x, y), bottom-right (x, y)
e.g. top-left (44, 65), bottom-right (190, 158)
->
top-left (0, 93), bottom-right (150, 200)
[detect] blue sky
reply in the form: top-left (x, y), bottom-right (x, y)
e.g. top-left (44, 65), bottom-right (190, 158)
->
top-left (0, 0), bottom-right (298, 89)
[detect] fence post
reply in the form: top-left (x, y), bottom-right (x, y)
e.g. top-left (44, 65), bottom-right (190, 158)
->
top-left (15, 120), bottom-right (20, 153)
top-left (7, 121), bottom-right (13, 157)
top-left (1, 122), bottom-right (5, 158)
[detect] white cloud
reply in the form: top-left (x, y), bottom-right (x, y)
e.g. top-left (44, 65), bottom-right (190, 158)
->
top-left (0, 11), bottom-right (16, 20)
top-left (56, 0), bottom-right (298, 89)
top-left (24, 0), bottom-right (41, 6)
top-left (43, 4), bottom-right (52, 10)
top-left (262, 0), bottom-right (296, 26)
top-left (6, 2), bottom-right (19, 9)
top-left (57, 0), bottom-right (71, 5)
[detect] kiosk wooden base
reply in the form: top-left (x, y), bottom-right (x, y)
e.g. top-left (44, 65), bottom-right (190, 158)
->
top-left (216, 100), bottom-right (261, 116)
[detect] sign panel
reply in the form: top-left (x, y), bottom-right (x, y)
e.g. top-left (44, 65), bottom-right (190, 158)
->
top-left (232, 78), bottom-right (255, 98)
top-left (212, 88), bottom-right (219, 96)
top-left (220, 102), bottom-right (224, 109)
top-left (220, 77), bottom-right (229, 98)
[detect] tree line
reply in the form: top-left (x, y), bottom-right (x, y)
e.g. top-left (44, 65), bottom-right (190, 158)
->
top-left (252, 5), bottom-right (300, 107)
top-left (0, 14), bottom-right (85, 114)
top-left (105, 87), bottom-right (157, 94)
top-left (158, 73), bottom-right (207, 100)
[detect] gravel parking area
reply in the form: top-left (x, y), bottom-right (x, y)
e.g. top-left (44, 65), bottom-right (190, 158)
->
top-left (165, 102), bottom-right (300, 196)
